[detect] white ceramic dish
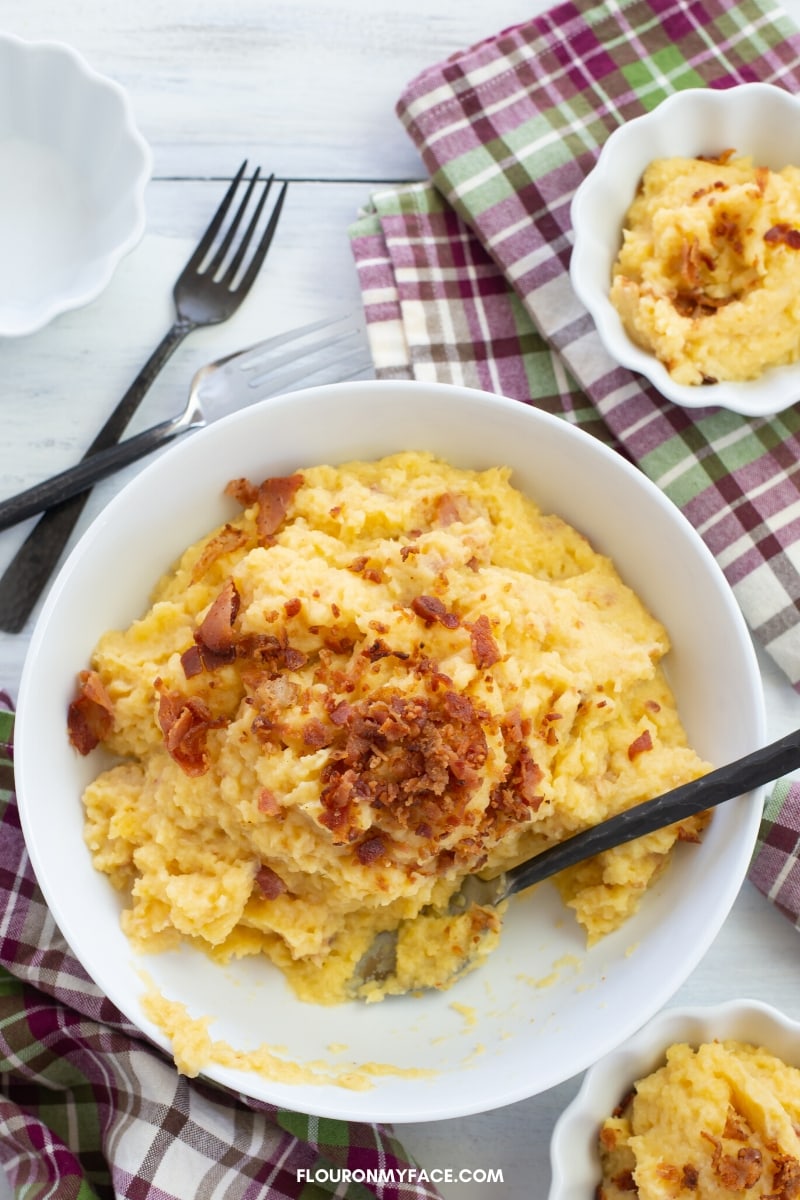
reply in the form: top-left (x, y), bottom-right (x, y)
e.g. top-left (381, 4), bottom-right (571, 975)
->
top-left (16, 380), bottom-right (764, 1123)
top-left (570, 82), bottom-right (800, 417)
top-left (0, 33), bottom-right (151, 337)
top-left (549, 998), bottom-right (800, 1199)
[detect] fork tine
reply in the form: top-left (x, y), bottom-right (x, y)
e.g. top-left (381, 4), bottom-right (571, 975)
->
top-left (231, 180), bottom-right (289, 296)
top-left (184, 159), bottom-right (249, 272)
top-left (205, 167), bottom-right (270, 279)
top-left (220, 171), bottom-right (274, 287)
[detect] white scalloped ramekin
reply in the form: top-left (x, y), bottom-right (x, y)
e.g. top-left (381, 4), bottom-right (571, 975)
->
top-left (549, 998), bottom-right (800, 1199)
top-left (0, 33), bottom-right (151, 336)
top-left (570, 83), bottom-right (800, 417)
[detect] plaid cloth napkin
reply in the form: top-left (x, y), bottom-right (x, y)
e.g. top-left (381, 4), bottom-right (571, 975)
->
top-left (0, 700), bottom-right (440, 1198)
top-left (350, 0), bottom-right (800, 694)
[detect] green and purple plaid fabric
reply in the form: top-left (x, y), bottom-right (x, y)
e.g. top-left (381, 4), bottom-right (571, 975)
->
top-left (750, 776), bottom-right (800, 926)
top-left (0, 701), bottom-right (440, 1197)
top-left (350, 0), bottom-right (800, 693)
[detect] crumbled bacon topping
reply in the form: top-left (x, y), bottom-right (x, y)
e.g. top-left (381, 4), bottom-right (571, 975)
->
top-left (772, 1153), bottom-right (800, 1199)
top-left (190, 523), bottom-right (248, 583)
top-left (411, 594), bottom-right (459, 629)
top-left (356, 835), bottom-right (386, 864)
top-left (469, 614), bottom-right (500, 669)
top-left (628, 729), bottom-right (653, 760)
top-left (255, 864), bottom-right (286, 899)
top-left (702, 1133), bottom-right (763, 1190)
top-left (195, 579), bottom-right (241, 658)
top-left (257, 787), bottom-right (280, 815)
top-left (682, 1163), bottom-right (699, 1190)
top-left (155, 681), bottom-right (225, 777)
top-left (317, 686), bottom-right (489, 853)
top-left (224, 472), bottom-right (303, 542)
top-left (765, 223), bottom-right (800, 250)
top-left (67, 670), bottom-right (115, 755)
top-left (255, 473), bottom-right (303, 540)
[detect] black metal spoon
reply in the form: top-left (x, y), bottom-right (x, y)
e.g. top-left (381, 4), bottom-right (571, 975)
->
top-left (351, 725), bottom-right (800, 994)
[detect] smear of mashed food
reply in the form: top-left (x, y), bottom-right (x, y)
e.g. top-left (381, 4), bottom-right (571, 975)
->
top-left (610, 151), bottom-right (800, 385)
top-left (598, 1040), bottom-right (800, 1199)
top-left (68, 452), bottom-right (709, 1006)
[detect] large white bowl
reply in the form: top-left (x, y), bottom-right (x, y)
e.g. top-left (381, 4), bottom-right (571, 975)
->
top-left (549, 999), bottom-right (800, 1199)
top-left (0, 34), bottom-right (151, 336)
top-left (16, 380), bottom-right (764, 1122)
top-left (570, 83), bottom-right (800, 417)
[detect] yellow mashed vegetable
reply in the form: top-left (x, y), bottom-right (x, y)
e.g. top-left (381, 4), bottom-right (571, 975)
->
top-left (610, 152), bottom-right (800, 385)
top-left (69, 451), bottom-right (709, 1007)
top-left (599, 1040), bottom-right (800, 1199)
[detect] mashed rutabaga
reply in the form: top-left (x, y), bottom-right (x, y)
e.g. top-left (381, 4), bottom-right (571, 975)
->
top-left (68, 452), bottom-right (709, 1005)
top-left (610, 151), bottom-right (800, 385)
top-left (598, 1040), bottom-right (800, 1199)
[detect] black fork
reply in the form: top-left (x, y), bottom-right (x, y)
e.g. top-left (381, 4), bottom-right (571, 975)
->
top-left (0, 161), bottom-right (287, 633)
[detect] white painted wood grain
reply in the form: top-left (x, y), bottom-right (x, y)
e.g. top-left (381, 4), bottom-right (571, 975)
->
top-left (3, 0), bottom-right (541, 181)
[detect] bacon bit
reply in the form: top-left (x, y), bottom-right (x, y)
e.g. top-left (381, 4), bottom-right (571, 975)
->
top-left (765, 223), bottom-right (800, 250)
top-left (195, 579), bottom-right (240, 660)
top-left (363, 568), bottom-right (383, 584)
top-left (180, 645), bottom-right (205, 679)
top-left (255, 864), bottom-right (286, 899)
top-left (190, 523), bottom-right (249, 584)
top-left (692, 180), bottom-right (728, 200)
top-left (612, 1089), bottom-right (636, 1119)
top-left (224, 477), bottom-right (259, 507)
top-left (284, 597), bottom-right (302, 618)
top-left (155, 682), bottom-right (226, 776)
top-left (329, 699), bottom-right (354, 726)
top-left (411, 594), bottom-right (459, 629)
top-left (469, 614), bottom-right (500, 669)
top-left (610, 1170), bottom-right (637, 1192)
top-left (302, 718), bottom-right (333, 749)
top-left (682, 1163), bottom-right (699, 1191)
top-left (514, 746), bottom-right (545, 808)
top-left (754, 165), bottom-right (770, 195)
top-left (599, 1127), bottom-right (618, 1151)
top-left (655, 1164), bottom-right (681, 1186)
top-left (67, 670), bottom-right (115, 754)
top-left (679, 236), bottom-right (704, 289)
top-left (702, 1133), bottom-right (763, 1190)
top-left (433, 492), bottom-right (463, 525)
top-left (347, 555), bottom-right (369, 573)
top-left (255, 473), bottom-right (303, 541)
top-left (400, 544), bottom-right (419, 562)
top-left (628, 729), bottom-right (653, 760)
top-left (697, 149), bottom-right (736, 165)
top-left (644, 699), bottom-right (661, 713)
top-left (257, 788), bottom-right (280, 815)
top-left (236, 631), bottom-right (307, 672)
top-left (362, 638), bottom-right (409, 663)
top-left (723, 1108), bottom-right (750, 1141)
top-left (356, 835), bottom-right (386, 865)
top-left (771, 1153), bottom-right (800, 1199)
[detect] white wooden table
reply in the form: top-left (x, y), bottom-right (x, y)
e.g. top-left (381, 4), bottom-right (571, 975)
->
top-left (3, 2), bottom-right (800, 1196)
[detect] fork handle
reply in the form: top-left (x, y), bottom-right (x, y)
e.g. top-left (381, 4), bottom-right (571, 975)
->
top-left (0, 320), bottom-right (194, 633)
top-left (503, 725), bottom-right (800, 900)
top-left (0, 407), bottom-right (205, 533)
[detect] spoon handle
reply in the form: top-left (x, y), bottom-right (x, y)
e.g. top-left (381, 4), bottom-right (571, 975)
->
top-left (504, 725), bottom-right (800, 899)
